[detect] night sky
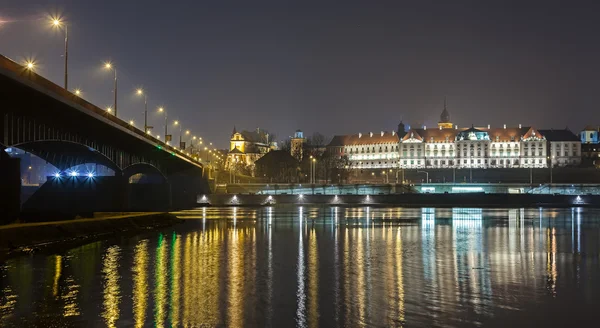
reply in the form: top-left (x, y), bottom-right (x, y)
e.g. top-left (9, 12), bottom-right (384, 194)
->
top-left (1, 0), bottom-right (599, 148)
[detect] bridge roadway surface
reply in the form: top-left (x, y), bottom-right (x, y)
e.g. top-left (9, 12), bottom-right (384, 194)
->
top-left (0, 54), bottom-right (209, 222)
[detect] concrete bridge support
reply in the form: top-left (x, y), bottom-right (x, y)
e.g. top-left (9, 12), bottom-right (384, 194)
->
top-left (0, 151), bottom-right (20, 224)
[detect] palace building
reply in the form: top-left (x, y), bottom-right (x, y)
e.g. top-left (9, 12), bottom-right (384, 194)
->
top-left (327, 106), bottom-right (581, 170)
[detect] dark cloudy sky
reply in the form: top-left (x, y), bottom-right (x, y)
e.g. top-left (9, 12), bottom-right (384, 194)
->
top-left (1, 0), bottom-right (599, 147)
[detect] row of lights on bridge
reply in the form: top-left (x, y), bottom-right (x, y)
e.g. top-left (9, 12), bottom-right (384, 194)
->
top-left (16, 15), bottom-right (224, 164)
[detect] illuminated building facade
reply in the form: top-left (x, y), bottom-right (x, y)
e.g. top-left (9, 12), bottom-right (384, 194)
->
top-left (327, 107), bottom-right (581, 170)
top-left (328, 131), bottom-right (400, 169)
top-left (225, 126), bottom-right (277, 172)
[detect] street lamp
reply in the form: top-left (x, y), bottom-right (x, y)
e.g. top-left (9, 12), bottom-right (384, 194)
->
top-left (74, 88), bottom-right (82, 96)
top-left (174, 120), bottom-right (182, 147)
top-left (51, 17), bottom-right (68, 89)
top-left (103, 62), bottom-right (118, 117)
top-left (158, 107), bottom-right (168, 142)
top-left (136, 89), bottom-right (148, 134)
top-left (312, 158), bottom-right (317, 184)
top-left (106, 106), bottom-right (113, 114)
top-left (25, 60), bottom-right (36, 71)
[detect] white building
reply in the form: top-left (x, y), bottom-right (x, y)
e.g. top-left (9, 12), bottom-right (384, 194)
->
top-left (327, 108), bottom-right (581, 170)
top-left (539, 129), bottom-right (581, 167)
top-left (328, 131), bottom-right (400, 169)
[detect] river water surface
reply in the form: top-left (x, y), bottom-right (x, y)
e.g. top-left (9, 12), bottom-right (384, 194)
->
top-left (1, 206), bottom-right (600, 327)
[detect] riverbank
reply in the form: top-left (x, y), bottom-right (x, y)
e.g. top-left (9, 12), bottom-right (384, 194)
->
top-left (0, 212), bottom-right (182, 261)
top-left (202, 193), bottom-right (599, 208)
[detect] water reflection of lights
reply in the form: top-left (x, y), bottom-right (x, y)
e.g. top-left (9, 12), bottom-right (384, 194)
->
top-left (154, 234), bottom-right (169, 326)
top-left (421, 208), bottom-right (435, 226)
top-left (169, 233), bottom-right (181, 326)
top-left (227, 224), bottom-right (245, 327)
top-left (396, 226), bottom-right (405, 324)
top-left (133, 240), bottom-right (149, 328)
top-left (62, 276), bottom-right (80, 317)
top-left (452, 208), bottom-right (483, 221)
top-left (233, 207), bottom-right (238, 227)
top-left (546, 227), bottom-right (557, 296)
top-left (102, 245), bottom-right (121, 328)
top-left (53, 255), bottom-right (62, 297)
top-left (308, 228), bottom-right (319, 327)
top-left (296, 223), bottom-right (306, 327)
top-left (267, 207), bottom-right (274, 325)
top-left (268, 206), bottom-right (273, 226)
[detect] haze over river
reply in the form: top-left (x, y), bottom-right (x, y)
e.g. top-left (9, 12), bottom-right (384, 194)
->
top-left (1, 206), bottom-right (599, 327)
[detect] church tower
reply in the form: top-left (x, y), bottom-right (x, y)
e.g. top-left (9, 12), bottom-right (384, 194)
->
top-left (397, 121), bottom-right (406, 135)
top-left (438, 97), bottom-right (453, 129)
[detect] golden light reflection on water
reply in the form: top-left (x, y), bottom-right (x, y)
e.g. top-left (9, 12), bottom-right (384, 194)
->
top-left (546, 227), bottom-right (558, 297)
top-left (102, 245), bottom-right (121, 328)
top-left (154, 234), bottom-right (169, 327)
top-left (169, 233), bottom-right (181, 327)
top-left (133, 240), bottom-right (149, 328)
top-left (53, 255), bottom-right (62, 297)
top-left (61, 275), bottom-right (80, 317)
top-left (227, 225), bottom-right (245, 327)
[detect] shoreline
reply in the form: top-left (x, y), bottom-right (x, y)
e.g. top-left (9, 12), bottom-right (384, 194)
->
top-left (201, 193), bottom-right (599, 208)
top-left (0, 212), bottom-right (182, 261)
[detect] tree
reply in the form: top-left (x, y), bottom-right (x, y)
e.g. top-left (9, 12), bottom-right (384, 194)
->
top-left (280, 138), bottom-right (292, 152)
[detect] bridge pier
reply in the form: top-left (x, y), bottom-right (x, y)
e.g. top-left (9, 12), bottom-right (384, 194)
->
top-left (0, 150), bottom-right (20, 224)
top-left (168, 168), bottom-right (210, 209)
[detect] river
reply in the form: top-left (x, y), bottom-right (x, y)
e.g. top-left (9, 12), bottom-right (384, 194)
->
top-left (1, 206), bottom-right (599, 327)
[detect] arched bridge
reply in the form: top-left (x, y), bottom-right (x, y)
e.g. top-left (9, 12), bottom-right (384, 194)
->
top-left (0, 55), bottom-right (208, 221)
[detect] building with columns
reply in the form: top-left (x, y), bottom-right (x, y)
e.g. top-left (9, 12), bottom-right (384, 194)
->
top-left (327, 106), bottom-right (581, 170)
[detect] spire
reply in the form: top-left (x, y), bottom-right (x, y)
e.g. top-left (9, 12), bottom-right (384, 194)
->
top-left (232, 125), bottom-right (237, 135)
top-left (440, 97), bottom-right (450, 123)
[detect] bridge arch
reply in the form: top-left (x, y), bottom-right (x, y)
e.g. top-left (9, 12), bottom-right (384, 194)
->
top-left (10, 140), bottom-right (120, 173)
top-left (122, 162), bottom-right (168, 183)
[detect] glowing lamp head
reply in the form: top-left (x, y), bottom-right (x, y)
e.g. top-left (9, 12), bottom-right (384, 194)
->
top-left (53, 172), bottom-right (61, 178)
top-left (136, 89), bottom-right (143, 95)
top-left (174, 120), bottom-right (179, 125)
top-left (87, 172), bottom-right (94, 178)
top-left (129, 120), bottom-right (134, 125)
top-left (74, 89), bottom-right (81, 95)
top-left (186, 130), bottom-right (190, 135)
top-left (104, 62), bottom-right (112, 69)
top-left (26, 61), bottom-right (35, 70)
top-left (69, 170), bottom-right (78, 177)
top-left (106, 106), bottom-right (112, 112)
